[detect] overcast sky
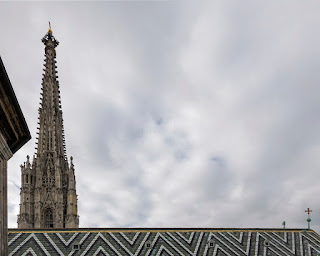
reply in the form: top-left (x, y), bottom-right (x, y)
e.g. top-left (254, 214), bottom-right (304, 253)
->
top-left (1, 1), bottom-right (320, 232)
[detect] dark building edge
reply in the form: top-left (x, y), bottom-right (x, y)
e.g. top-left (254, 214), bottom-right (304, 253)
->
top-left (0, 56), bottom-right (31, 153)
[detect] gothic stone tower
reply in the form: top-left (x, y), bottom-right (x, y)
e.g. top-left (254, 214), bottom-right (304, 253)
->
top-left (17, 28), bottom-right (79, 229)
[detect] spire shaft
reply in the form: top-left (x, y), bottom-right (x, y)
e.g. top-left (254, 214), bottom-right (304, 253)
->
top-left (37, 31), bottom-right (65, 158)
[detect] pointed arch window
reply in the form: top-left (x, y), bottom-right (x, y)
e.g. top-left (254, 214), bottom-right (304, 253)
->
top-left (45, 209), bottom-right (54, 228)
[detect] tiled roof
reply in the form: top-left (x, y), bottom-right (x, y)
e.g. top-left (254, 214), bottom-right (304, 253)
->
top-left (8, 228), bottom-right (320, 255)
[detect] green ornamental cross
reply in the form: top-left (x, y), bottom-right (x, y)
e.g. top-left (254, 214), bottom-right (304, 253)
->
top-left (305, 208), bottom-right (312, 229)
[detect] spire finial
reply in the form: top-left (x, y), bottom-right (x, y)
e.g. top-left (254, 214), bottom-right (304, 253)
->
top-left (26, 155), bottom-right (30, 167)
top-left (48, 21), bottom-right (52, 34)
top-left (42, 22), bottom-right (59, 47)
top-left (70, 156), bottom-right (74, 166)
top-left (305, 208), bottom-right (312, 229)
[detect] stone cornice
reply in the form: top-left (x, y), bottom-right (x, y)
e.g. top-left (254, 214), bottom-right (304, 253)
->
top-left (0, 131), bottom-right (12, 160)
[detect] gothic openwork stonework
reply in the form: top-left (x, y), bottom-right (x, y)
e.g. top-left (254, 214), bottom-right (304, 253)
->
top-left (17, 29), bottom-right (79, 229)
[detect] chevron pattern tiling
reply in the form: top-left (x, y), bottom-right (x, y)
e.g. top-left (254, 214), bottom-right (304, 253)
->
top-left (8, 229), bottom-right (320, 256)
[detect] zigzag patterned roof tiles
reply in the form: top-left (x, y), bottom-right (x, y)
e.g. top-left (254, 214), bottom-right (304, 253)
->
top-left (8, 228), bottom-right (320, 255)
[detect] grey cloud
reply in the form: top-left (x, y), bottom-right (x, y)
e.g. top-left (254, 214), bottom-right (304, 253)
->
top-left (2, 1), bottom-right (320, 233)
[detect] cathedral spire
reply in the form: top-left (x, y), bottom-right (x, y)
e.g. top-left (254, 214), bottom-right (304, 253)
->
top-left (18, 26), bottom-right (79, 229)
top-left (36, 24), bottom-right (65, 159)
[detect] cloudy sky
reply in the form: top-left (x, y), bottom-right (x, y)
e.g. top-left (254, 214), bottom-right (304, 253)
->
top-left (1, 1), bottom-right (320, 232)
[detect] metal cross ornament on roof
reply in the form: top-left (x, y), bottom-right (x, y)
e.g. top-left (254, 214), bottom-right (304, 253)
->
top-left (305, 208), bottom-right (312, 229)
top-left (305, 208), bottom-right (312, 215)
